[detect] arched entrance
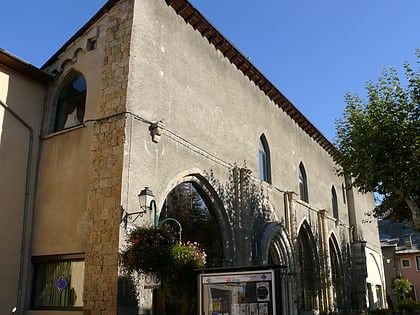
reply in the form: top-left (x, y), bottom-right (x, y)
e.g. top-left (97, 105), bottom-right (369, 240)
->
top-left (155, 178), bottom-right (226, 314)
top-left (261, 222), bottom-right (297, 315)
top-left (160, 181), bottom-right (224, 267)
top-left (329, 235), bottom-right (346, 312)
top-left (297, 222), bottom-right (320, 312)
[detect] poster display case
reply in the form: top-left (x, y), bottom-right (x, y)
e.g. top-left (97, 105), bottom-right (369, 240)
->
top-left (199, 267), bottom-right (282, 315)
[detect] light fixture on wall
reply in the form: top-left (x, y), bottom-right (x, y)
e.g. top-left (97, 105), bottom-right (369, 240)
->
top-left (121, 187), bottom-right (157, 229)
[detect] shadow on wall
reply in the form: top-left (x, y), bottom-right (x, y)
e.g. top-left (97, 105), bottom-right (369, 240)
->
top-left (0, 76), bottom-right (35, 314)
top-left (117, 276), bottom-right (141, 315)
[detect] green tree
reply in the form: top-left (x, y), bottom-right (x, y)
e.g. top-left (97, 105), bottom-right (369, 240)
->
top-left (335, 51), bottom-right (420, 225)
top-left (392, 276), bottom-right (412, 301)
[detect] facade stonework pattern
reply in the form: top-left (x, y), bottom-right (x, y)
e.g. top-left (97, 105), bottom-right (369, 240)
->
top-left (85, 1), bottom-right (133, 314)
top-left (0, 0), bottom-right (387, 314)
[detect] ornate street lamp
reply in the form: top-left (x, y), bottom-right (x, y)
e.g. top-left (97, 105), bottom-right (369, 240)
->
top-left (120, 187), bottom-right (158, 229)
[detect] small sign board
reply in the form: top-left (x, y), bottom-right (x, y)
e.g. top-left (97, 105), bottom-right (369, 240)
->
top-left (144, 273), bottom-right (161, 289)
top-left (55, 276), bottom-right (68, 292)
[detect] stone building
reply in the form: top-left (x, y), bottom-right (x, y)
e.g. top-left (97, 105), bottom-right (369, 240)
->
top-left (380, 220), bottom-right (420, 305)
top-left (0, 0), bottom-right (385, 314)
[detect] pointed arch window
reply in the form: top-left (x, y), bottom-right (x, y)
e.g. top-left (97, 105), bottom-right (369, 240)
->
top-left (53, 72), bottom-right (86, 132)
top-left (298, 162), bottom-right (308, 202)
top-left (258, 134), bottom-right (271, 184)
top-left (332, 186), bottom-right (339, 219)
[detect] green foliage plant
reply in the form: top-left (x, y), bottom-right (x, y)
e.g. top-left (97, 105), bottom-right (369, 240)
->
top-left (395, 299), bottom-right (420, 312)
top-left (335, 50), bottom-right (420, 225)
top-left (170, 242), bottom-right (206, 281)
top-left (120, 226), bottom-right (206, 290)
top-left (120, 226), bottom-right (173, 274)
top-left (392, 276), bottom-right (412, 296)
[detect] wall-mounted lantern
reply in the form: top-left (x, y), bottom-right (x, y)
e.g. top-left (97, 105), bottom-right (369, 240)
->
top-left (121, 187), bottom-right (158, 229)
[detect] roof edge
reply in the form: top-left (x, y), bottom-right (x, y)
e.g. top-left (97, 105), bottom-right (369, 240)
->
top-left (41, 0), bottom-right (121, 69)
top-left (165, 0), bottom-right (338, 158)
top-left (40, 0), bottom-right (338, 159)
top-left (0, 49), bottom-right (52, 83)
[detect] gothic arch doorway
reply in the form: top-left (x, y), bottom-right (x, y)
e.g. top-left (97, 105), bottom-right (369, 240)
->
top-left (261, 222), bottom-right (297, 315)
top-left (297, 221), bottom-right (320, 312)
top-left (160, 181), bottom-right (224, 267)
top-left (155, 177), bottom-right (226, 315)
top-left (329, 235), bottom-right (346, 312)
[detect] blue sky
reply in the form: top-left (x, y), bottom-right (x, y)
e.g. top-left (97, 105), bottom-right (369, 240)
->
top-left (1, 0), bottom-right (419, 141)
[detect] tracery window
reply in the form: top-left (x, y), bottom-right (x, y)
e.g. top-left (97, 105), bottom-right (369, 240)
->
top-left (53, 72), bottom-right (86, 132)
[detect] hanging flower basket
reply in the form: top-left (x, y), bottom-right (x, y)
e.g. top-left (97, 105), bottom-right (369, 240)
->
top-left (120, 226), bottom-right (206, 288)
top-left (169, 242), bottom-right (207, 281)
top-left (120, 226), bottom-right (173, 274)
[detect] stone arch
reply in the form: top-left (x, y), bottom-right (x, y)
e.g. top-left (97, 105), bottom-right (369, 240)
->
top-left (261, 221), bottom-right (297, 315)
top-left (59, 47), bottom-right (86, 72)
top-left (60, 58), bottom-right (75, 72)
top-left (296, 220), bottom-right (320, 312)
top-left (260, 222), bottom-right (295, 268)
top-left (154, 171), bottom-right (233, 314)
top-left (159, 170), bottom-right (234, 266)
top-left (50, 69), bottom-right (87, 133)
top-left (329, 233), bottom-right (347, 312)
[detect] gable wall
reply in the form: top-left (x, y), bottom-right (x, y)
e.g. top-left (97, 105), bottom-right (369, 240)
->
top-left (124, 0), bottom-right (352, 223)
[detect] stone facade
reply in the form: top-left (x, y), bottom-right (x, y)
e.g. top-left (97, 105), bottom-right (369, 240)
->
top-left (84, 1), bottom-right (133, 314)
top-left (0, 0), bottom-right (386, 315)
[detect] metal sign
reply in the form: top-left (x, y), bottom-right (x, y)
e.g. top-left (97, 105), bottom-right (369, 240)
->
top-left (144, 273), bottom-right (161, 289)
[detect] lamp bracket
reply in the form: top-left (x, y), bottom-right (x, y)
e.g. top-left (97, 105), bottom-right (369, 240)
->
top-left (120, 206), bottom-right (147, 229)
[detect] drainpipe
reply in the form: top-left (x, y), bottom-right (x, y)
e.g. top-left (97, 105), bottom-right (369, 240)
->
top-left (1, 100), bottom-right (34, 314)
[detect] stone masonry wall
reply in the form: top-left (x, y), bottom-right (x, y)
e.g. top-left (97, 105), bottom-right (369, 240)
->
top-left (84, 1), bottom-right (133, 314)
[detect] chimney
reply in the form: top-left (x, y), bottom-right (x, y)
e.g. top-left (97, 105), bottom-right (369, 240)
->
top-left (404, 234), bottom-right (413, 249)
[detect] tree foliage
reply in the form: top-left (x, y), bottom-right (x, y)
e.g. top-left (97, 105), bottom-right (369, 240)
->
top-left (392, 276), bottom-right (412, 295)
top-left (162, 182), bottom-right (221, 267)
top-left (335, 51), bottom-right (420, 225)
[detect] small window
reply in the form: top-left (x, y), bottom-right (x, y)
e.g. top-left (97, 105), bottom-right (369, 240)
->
top-left (298, 162), bottom-right (309, 202)
top-left (54, 72), bottom-right (86, 132)
top-left (416, 256), bottom-right (420, 271)
top-left (258, 134), bottom-right (271, 184)
top-left (401, 258), bottom-right (411, 269)
top-left (341, 183), bottom-right (346, 204)
top-left (86, 37), bottom-right (97, 51)
top-left (332, 186), bottom-right (339, 219)
top-left (31, 255), bottom-right (85, 309)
